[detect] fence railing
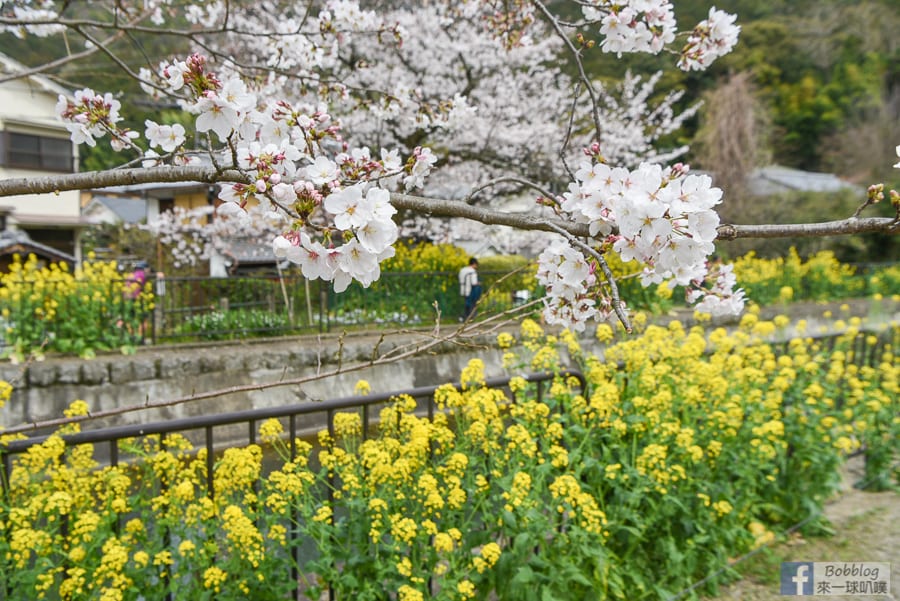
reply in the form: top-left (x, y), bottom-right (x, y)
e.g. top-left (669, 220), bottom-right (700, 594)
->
top-left (0, 369), bottom-right (584, 601)
top-left (148, 270), bottom-right (538, 342)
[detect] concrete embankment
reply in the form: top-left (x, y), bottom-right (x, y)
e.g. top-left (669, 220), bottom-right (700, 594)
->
top-left (1, 298), bottom-right (896, 439)
top-left (0, 326), bottom-right (514, 435)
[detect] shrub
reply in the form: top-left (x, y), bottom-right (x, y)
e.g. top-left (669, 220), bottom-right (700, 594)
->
top-left (176, 308), bottom-right (293, 340)
top-left (382, 241), bottom-right (469, 273)
top-left (732, 248), bottom-right (866, 306)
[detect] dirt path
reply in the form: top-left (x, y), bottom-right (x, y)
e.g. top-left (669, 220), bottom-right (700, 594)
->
top-left (705, 456), bottom-right (899, 600)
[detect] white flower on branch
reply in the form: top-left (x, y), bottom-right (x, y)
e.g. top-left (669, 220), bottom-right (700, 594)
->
top-left (145, 121), bottom-right (186, 153)
top-left (677, 7), bottom-right (741, 71)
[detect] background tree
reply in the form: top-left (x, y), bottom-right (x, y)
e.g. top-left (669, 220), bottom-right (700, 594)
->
top-left (692, 71), bottom-right (768, 213)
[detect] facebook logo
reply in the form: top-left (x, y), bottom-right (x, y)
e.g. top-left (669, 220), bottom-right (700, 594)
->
top-left (781, 562), bottom-right (815, 595)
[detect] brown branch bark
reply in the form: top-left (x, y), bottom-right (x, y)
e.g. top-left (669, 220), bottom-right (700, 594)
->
top-left (0, 168), bottom-right (896, 240)
top-left (716, 219), bottom-right (898, 239)
top-left (0, 166), bottom-right (250, 195)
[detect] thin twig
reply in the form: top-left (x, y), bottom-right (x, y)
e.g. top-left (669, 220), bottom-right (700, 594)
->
top-left (544, 222), bottom-right (631, 332)
top-left (465, 177), bottom-right (556, 203)
top-left (1, 319), bottom-right (522, 435)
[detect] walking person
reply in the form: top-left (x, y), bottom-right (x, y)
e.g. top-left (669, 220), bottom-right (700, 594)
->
top-left (458, 257), bottom-right (481, 321)
top-left (121, 260), bottom-right (150, 342)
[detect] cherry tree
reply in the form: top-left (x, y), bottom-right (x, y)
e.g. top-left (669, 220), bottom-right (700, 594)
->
top-left (157, 1), bottom-right (702, 250)
top-left (0, 0), bottom-right (897, 334)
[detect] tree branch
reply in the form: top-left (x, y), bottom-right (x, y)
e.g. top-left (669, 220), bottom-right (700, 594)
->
top-left (0, 168), bottom-right (896, 241)
top-left (716, 219), bottom-right (899, 240)
top-left (0, 166), bottom-right (250, 195)
top-left (2, 307), bottom-right (528, 435)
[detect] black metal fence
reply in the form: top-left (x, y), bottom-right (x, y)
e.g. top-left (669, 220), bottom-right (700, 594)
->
top-left (148, 270), bottom-right (539, 342)
top-left (0, 369), bottom-right (583, 601)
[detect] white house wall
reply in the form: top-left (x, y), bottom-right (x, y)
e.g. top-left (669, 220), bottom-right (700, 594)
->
top-left (0, 76), bottom-right (65, 124)
top-left (0, 68), bottom-right (81, 219)
top-left (0, 165), bottom-right (80, 217)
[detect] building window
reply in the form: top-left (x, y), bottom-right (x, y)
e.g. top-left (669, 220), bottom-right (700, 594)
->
top-left (1, 131), bottom-right (74, 172)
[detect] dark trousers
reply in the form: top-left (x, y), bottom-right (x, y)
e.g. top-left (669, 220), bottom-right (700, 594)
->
top-left (463, 296), bottom-right (476, 319)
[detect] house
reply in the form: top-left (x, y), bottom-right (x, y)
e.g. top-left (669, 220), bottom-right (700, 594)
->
top-left (83, 180), bottom-right (217, 223)
top-left (745, 165), bottom-right (861, 196)
top-left (0, 52), bottom-right (88, 267)
top-left (0, 207), bottom-right (76, 271)
top-left (82, 195), bottom-right (153, 225)
top-left (84, 182), bottom-right (279, 275)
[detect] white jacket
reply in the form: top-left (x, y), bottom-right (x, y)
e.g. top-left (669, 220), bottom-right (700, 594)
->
top-left (458, 265), bottom-right (479, 297)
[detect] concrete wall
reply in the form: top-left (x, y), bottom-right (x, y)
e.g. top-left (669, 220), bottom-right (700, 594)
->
top-left (0, 331), bottom-right (515, 436)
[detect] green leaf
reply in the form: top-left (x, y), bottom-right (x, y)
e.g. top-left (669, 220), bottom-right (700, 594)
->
top-left (513, 531), bottom-right (533, 550)
top-left (511, 565), bottom-right (535, 587)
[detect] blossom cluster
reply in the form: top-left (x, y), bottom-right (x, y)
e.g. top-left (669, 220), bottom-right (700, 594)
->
top-left (582, 0), bottom-right (677, 55)
top-left (537, 160), bottom-right (745, 330)
top-left (55, 50), bottom-right (441, 286)
top-left (677, 7), bottom-right (742, 71)
top-left (54, 88), bottom-right (131, 149)
top-left (273, 184), bottom-right (398, 291)
top-left (581, 0), bottom-right (739, 70)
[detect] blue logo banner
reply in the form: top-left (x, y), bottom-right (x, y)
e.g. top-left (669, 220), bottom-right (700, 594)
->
top-left (781, 562), bottom-right (815, 596)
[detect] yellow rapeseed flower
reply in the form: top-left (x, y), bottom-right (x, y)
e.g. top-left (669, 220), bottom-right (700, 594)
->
top-left (259, 418), bottom-right (284, 443)
top-left (203, 566), bottom-right (228, 592)
top-left (497, 332), bottom-right (515, 349)
top-left (457, 579), bottom-right (476, 599)
top-left (398, 585), bottom-right (424, 601)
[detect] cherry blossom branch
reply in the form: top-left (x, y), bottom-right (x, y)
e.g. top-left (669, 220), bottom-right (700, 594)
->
top-left (0, 168), bottom-right (896, 241)
top-left (391, 193), bottom-right (899, 241)
top-left (543, 222), bottom-right (632, 333)
top-left (0, 166), bottom-right (247, 195)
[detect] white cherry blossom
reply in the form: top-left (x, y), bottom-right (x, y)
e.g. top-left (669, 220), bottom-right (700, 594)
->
top-left (144, 120), bottom-right (186, 152)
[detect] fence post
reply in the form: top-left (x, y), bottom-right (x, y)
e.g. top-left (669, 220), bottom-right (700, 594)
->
top-left (153, 273), bottom-right (166, 343)
top-left (319, 281), bottom-right (328, 333)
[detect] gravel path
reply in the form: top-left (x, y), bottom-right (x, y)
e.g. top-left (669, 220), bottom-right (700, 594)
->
top-left (705, 456), bottom-right (899, 601)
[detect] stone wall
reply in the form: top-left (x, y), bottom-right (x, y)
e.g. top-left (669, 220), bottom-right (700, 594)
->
top-left (0, 330), bottom-right (512, 436)
top-left (3, 298), bottom-right (894, 441)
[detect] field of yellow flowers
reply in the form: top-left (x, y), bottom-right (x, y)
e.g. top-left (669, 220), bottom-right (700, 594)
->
top-left (0, 313), bottom-right (896, 600)
top-left (0, 254), bottom-right (152, 360)
top-left (1, 247), bottom-right (898, 356)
